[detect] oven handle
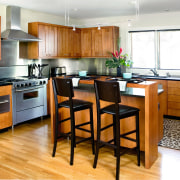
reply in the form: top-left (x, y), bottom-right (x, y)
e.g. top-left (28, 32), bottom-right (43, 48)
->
top-left (0, 100), bottom-right (9, 104)
top-left (15, 85), bottom-right (44, 92)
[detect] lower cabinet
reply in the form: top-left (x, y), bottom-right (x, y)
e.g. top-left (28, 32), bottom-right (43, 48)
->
top-left (0, 85), bottom-right (12, 130)
top-left (167, 80), bottom-right (180, 116)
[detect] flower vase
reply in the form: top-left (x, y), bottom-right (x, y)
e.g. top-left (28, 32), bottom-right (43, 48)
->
top-left (117, 66), bottom-right (121, 77)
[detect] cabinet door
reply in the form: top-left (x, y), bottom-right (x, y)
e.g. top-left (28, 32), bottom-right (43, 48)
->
top-left (168, 80), bottom-right (180, 116)
top-left (48, 26), bottom-right (58, 57)
top-left (81, 29), bottom-right (92, 57)
top-left (72, 28), bottom-right (81, 57)
top-left (58, 27), bottom-right (73, 57)
top-left (92, 29), bottom-right (103, 57)
top-left (38, 24), bottom-right (48, 58)
top-left (102, 27), bottom-right (113, 57)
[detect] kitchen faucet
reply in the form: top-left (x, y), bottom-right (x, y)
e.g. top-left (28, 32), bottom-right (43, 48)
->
top-left (150, 68), bottom-right (159, 76)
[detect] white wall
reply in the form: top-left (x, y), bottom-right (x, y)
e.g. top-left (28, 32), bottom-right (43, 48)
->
top-left (0, 4), bottom-right (77, 32)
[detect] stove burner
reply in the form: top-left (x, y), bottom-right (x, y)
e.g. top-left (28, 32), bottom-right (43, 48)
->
top-left (0, 77), bottom-right (48, 89)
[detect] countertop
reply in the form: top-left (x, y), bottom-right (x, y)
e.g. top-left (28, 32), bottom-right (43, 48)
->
top-left (74, 83), bottom-right (163, 97)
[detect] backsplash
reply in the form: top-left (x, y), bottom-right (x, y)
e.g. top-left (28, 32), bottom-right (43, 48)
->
top-left (0, 40), bottom-right (115, 77)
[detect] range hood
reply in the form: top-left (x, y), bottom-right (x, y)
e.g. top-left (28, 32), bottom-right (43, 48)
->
top-left (1, 6), bottom-right (40, 42)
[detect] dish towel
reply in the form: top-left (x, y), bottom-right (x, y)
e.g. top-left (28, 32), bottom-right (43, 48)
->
top-left (118, 81), bottom-right (127, 91)
top-left (72, 78), bottom-right (80, 87)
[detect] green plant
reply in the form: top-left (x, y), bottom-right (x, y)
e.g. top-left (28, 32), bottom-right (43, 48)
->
top-left (105, 48), bottom-right (133, 68)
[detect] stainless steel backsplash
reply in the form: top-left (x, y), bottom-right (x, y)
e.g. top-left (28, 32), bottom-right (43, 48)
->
top-left (0, 41), bottom-right (115, 78)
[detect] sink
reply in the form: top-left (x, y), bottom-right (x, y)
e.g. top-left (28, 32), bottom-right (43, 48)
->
top-left (134, 75), bottom-right (167, 79)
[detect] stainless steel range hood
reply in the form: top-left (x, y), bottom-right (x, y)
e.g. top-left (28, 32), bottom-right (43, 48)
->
top-left (1, 6), bottom-right (40, 42)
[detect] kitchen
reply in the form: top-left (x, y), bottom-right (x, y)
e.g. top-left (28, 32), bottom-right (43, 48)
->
top-left (0, 0), bottom-right (180, 180)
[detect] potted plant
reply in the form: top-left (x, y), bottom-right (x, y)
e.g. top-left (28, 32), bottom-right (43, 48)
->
top-left (105, 48), bottom-right (133, 77)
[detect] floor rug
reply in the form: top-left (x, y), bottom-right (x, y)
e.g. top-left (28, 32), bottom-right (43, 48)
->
top-left (158, 118), bottom-right (180, 150)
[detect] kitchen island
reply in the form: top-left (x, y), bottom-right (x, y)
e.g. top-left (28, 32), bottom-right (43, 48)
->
top-left (50, 76), bottom-right (164, 169)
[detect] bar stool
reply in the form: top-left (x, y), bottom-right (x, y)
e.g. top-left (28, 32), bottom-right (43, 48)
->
top-left (52, 77), bottom-right (95, 165)
top-left (93, 80), bottom-right (140, 180)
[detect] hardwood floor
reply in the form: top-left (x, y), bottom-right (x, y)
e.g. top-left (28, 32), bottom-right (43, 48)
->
top-left (0, 117), bottom-right (180, 180)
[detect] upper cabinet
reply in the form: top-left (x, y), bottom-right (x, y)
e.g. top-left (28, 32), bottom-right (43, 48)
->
top-left (57, 26), bottom-right (73, 57)
top-left (81, 26), bottom-right (119, 58)
top-left (0, 16), bottom-right (1, 60)
top-left (57, 26), bottom-right (81, 58)
top-left (81, 28), bottom-right (92, 57)
top-left (27, 22), bottom-right (119, 59)
top-left (28, 22), bottom-right (58, 59)
top-left (72, 28), bottom-right (81, 57)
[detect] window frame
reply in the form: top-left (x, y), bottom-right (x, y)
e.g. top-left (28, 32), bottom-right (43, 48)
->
top-left (129, 29), bottom-right (180, 70)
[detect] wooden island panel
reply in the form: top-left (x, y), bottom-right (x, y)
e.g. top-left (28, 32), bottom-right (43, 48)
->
top-left (50, 78), bottom-right (159, 169)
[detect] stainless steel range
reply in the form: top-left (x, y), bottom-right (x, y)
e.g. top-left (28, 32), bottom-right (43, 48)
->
top-left (6, 77), bottom-right (48, 126)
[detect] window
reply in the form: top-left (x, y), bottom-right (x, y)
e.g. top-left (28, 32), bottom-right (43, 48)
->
top-left (129, 30), bottom-right (180, 70)
top-left (159, 31), bottom-right (180, 69)
top-left (130, 31), bottom-right (155, 68)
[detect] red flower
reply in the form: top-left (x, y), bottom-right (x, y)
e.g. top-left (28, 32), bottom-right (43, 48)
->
top-left (112, 48), bottom-right (123, 59)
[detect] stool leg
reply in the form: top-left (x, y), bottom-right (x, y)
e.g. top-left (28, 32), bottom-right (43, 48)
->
top-left (113, 115), bottom-right (117, 157)
top-left (115, 116), bottom-right (120, 180)
top-left (70, 110), bottom-right (75, 165)
top-left (90, 107), bottom-right (95, 154)
top-left (93, 113), bottom-right (101, 168)
top-left (52, 109), bottom-right (59, 157)
top-left (136, 112), bottom-right (140, 166)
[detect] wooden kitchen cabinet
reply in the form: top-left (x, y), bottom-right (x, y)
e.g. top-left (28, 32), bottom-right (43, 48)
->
top-left (102, 26), bottom-right (119, 57)
top-left (82, 26), bottom-right (119, 58)
top-left (28, 22), bottom-right (119, 59)
top-left (81, 28), bottom-right (92, 57)
top-left (28, 22), bottom-right (58, 59)
top-left (58, 26), bottom-right (81, 58)
top-left (57, 26), bottom-right (73, 57)
top-left (92, 28), bottom-right (103, 56)
top-left (72, 28), bottom-right (81, 57)
top-left (167, 80), bottom-right (180, 116)
top-left (0, 85), bottom-right (12, 130)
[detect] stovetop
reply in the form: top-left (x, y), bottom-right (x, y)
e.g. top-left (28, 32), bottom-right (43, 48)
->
top-left (0, 76), bottom-right (48, 88)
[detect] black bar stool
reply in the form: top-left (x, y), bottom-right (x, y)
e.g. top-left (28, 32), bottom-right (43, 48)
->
top-left (93, 80), bottom-right (140, 180)
top-left (52, 77), bottom-right (95, 165)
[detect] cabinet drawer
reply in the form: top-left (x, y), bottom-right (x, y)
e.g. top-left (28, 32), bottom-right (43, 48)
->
top-left (0, 112), bottom-right (12, 129)
top-left (168, 102), bottom-right (180, 109)
top-left (168, 94), bottom-right (180, 102)
top-left (0, 95), bottom-right (10, 113)
top-left (168, 109), bottom-right (180, 117)
top-left (168, 87), bottom-right (180, 95)
top-left (0, 85), bottom-right (12, 95)
top-left (168, 81), bottom-right (180, 88)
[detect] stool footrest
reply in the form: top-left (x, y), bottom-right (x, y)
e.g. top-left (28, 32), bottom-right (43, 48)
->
top-left (100, 123), bottom-right (114, 131)
top-left (75, 122), bottom-right (90, 128)
top-left (76, 127), bottom-right (91, 133)
top-left (59, 117), bottom-right (71, 124)
top-left (120, 130), bottom-right (136, 137)
top-left (99, 140), bottom-right (116, 149)
top-left (76, 137), bottom-right (92, 144)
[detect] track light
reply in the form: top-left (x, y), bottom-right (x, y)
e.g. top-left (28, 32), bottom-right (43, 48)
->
top-left (73, 25), bottom-right (76, 31)
top-left (97, 24), bottom-right (101, 30)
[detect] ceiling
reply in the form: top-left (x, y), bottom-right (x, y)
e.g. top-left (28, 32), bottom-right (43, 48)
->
top-left (0, 0), bottom-right (180, 19)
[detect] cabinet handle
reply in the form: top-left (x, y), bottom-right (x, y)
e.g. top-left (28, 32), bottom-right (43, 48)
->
top-left (0, 100), bottom-right (9, 104)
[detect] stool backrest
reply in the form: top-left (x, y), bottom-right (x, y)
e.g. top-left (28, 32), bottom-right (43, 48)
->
top-left (53, 78), bottom-right (74, 98)
top-left (94, 80), bottom-right (121, 103)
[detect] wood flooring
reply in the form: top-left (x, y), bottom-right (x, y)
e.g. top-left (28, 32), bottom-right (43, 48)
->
top-left (0, 117), bottom-right (180, 180)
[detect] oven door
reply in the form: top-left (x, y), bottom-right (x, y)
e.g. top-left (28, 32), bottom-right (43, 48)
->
top-left (15, 85), bottom-right (45, 111)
